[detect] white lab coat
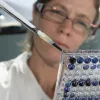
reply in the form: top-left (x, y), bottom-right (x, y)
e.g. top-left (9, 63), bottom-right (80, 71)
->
top-left (0, 52), bottom-right (51, 100)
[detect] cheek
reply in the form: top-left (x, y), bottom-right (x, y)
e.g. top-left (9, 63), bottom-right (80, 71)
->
top-left (73, 35), bottom-right (87, 50)
top-left (33, 34), bottom-right (61, 62)
top-left (37, 19), bottom-right (58, 38)
top-left (33, 18), bottom-right (62, 62)
top-left (68, 34), bottom-right (87, 52)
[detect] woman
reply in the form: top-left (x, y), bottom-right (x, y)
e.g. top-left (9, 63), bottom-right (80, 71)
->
top-left (0, 0), bottom-right (99, 100)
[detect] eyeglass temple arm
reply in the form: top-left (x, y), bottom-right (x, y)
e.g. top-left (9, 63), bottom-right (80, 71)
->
top-left (91, 23), bottom-right (100, 35)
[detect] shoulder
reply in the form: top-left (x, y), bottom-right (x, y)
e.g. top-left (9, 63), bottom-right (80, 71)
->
top-left (0, 52), bottom-right (31, 100)
top-left (0, 52), bottom-right (31, 71)
top-left (0, 52), bottom-right (31, 91)
top-left (0, 59), bottom-right (14, 99)
top-left (0, 59), bottom-right (14, 88)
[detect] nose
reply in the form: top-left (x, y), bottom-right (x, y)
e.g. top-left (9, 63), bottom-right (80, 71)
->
top-left (58, 19), bottom-right (73, 36)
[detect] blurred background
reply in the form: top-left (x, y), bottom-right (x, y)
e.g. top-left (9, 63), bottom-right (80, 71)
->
top-left (0, 0), bottom-right (36, 61)
top-left (0, 0), bottom-right (100, 61)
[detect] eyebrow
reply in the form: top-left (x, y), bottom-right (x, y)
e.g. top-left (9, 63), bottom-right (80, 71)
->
top-left (76, 14), bottom-right (91, 23)
top-left (50, 3), bottom-right (69, 13)
top-left (50, 3), bottom-right (91, 23)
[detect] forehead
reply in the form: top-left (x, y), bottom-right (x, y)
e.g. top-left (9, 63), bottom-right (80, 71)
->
top-left (48, 0), bottom-right (96, 22)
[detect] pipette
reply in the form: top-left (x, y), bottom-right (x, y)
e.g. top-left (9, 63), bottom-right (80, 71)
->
top-left (0, 0), bottom-right (62, 51)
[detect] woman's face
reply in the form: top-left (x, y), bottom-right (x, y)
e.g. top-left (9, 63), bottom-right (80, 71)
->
top-left (32, 0), bottom-right (96, 64)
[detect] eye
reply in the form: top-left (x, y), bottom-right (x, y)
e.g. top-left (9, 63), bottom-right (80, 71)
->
top-left (74, 19), bottom-right (90, 33)
top-left (50, 9), bottom-right (65, 16)
top-left (76, 20), bottom-right (88, 28)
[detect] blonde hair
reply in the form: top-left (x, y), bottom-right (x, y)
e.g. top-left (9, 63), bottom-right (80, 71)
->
top-left (23, 30), bottom-right (34, 51)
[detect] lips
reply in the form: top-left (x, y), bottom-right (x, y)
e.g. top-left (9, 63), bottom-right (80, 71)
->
top-left (54, 40), bottom-right (69, 50)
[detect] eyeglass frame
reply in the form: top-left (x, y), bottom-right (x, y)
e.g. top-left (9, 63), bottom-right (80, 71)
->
top-left (36, 3), bottom-right (97, 36)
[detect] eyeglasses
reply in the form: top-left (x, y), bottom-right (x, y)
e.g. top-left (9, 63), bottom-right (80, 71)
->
top-left (36, 3), bottom-right (94, 36)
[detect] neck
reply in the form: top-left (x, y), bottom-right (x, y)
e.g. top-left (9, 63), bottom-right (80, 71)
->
top-left (28, 47), bottom-right (59, 99)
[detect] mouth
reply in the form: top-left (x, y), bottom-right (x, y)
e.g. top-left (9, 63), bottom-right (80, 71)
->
top-left (54, 40), bottom-right (69, 50)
